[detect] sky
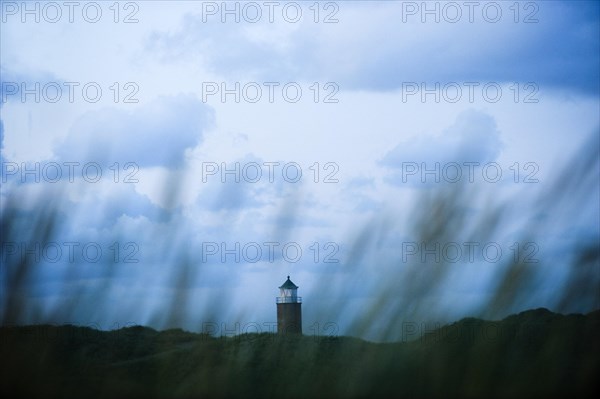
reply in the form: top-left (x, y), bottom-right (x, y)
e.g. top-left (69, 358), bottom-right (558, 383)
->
top-left (1, 0), bottom-right (599, 341)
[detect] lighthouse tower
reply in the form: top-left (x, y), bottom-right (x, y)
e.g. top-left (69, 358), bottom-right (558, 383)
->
top-left (276, 276), bottom-right (302, 334)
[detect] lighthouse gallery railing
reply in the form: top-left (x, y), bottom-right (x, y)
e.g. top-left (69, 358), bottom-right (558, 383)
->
top-left (276, 297), bottom-right (302, 303)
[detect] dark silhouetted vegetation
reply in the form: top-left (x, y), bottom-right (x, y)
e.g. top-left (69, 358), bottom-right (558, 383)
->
top-left (1, 308), bottom-right (598, 399)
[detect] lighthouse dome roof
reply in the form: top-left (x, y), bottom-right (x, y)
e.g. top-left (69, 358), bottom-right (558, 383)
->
top-left (279, 276), bottom-right (298, 289)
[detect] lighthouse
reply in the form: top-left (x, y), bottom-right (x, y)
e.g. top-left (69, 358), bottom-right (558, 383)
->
top-left (276, 276), bottom-right (302, 334)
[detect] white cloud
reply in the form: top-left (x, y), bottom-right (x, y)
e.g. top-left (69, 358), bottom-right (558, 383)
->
top-left (55, 94), bottom-right (214, 168)
top-left (385, 109), bottom-right (501, 163)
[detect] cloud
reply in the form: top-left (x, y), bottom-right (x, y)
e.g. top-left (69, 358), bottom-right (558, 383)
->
top-left (1, 66), bottom-right (62, 163)
top-left (199, 179), bottom-right (264, 211)
top-left (381, 109), bottom-right (502, 185)
top-left (146, 2), bottom-right (599, 94)
top-left (0, 66), bottom-right (62, 105)
top-left (146, 11), bottom-right (300, 79)
top-left (55, 94), bottom-right (214, 168)
top-left (382, 109), bottom-right (502, 165)
top-left (334, 2), bottom-right (599, 94)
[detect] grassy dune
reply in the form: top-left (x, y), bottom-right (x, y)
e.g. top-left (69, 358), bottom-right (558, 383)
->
top-left (1, 308), bottom-right (598, 399)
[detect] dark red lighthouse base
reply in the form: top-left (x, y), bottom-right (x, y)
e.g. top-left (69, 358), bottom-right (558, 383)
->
top-left (277, 302), bottom-right (302, 334)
